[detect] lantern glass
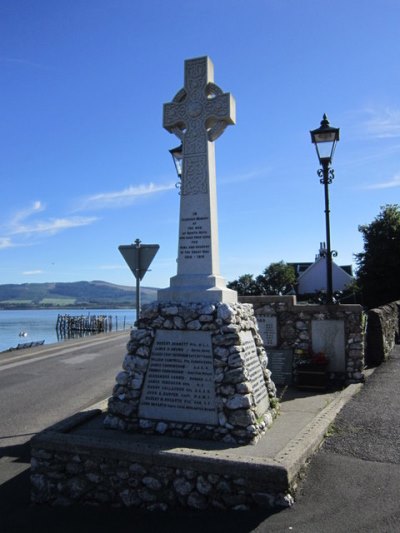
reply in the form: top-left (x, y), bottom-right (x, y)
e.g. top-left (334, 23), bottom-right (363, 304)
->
top-left (310, 114), bottom-right (340, 165)
top-left (169, 145), bottom-right (183, 178)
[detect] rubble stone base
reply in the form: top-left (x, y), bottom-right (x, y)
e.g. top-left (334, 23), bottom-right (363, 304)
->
top-left (30, 413), bottom-right (293, 511)
top-left (105, 302), bottom-right (278, 445)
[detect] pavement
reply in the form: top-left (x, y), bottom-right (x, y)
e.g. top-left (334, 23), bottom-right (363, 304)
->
top-left (2, 343), bottom-right (400, 532)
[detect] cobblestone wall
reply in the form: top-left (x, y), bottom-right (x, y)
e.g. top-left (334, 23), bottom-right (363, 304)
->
top-left (30, 443), bottom-right (293, 510)
top-left (105, 302), bottom-right (278, 444)
top-left (366, 301), bottom-right (400, 365)
top-left (240, 296), bottom-right (365, 383)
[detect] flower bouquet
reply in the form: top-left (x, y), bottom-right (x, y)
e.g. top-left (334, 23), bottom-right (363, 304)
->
top-left (296, 349), bottom-right (329, 370)
top-left (295, 349), bottom-right (329, 389)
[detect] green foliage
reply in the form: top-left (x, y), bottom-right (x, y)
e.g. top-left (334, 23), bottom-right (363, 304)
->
top-left (227, 261), bottom-right (296, 296)
top-left (269, 397), bottom-right (280, 409)
top-left (0, 281), bottom-right (158, 309)
top-left (40, 298), bottom-right (77, 306)
top-left (356, 204), bottom-right (400, 308)
top-left (256, 261), bottom-right (296, 295)
top-left (227, 274), bottom-right (259, 295)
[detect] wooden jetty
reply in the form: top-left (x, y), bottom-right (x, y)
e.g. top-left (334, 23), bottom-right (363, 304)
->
top-left (56, 314), bottom-right (114, 336)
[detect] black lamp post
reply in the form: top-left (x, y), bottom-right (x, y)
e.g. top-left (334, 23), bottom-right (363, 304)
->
top-left (310, 114), bottom-right (340, 304)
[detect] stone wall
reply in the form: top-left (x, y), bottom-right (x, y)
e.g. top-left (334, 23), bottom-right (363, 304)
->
top-left (366, 301), bottom-right (400, 365)
top-left (240, 296), bottom-right (365, 384)
top-left (31, 420), bottom-right (293, 511)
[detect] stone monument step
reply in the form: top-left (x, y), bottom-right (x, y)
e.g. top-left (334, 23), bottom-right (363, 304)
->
top-left (30, 382), bottom-right (364, 510)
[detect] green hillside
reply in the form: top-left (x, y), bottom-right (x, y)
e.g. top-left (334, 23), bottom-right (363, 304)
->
top-left (0, 281), bottom-right (158, 309)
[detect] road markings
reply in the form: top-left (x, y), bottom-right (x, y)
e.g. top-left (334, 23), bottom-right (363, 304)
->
top-left (0, 336), bottom-right (126, 373)
top-left (62, 353), bottom-right (102, 365)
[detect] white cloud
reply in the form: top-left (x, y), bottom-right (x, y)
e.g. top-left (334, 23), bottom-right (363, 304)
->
top-left (365, 174), bottom-right (400, 190)
top-left (364, 107), bottom-right (400, 139)
top-left (77, 182), bottom-right (175, 211)
top-left (23, 270), bottom-right (44, 276)
top-left (11, 201), bottom-right (45, 226)
top-left (0, 201), bottom-right (99, 248)
top-left (220, 168), bottom-right (270, 185)
top-left (0, 237), bottom-right (14, 249)
top-left (10, 216), bottom-right (98, 236)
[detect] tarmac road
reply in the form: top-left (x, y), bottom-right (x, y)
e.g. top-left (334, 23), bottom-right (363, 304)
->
top-left (0, 331), bottom-right (130, 452)
top-left (0, 330), bottom-right (129, 478)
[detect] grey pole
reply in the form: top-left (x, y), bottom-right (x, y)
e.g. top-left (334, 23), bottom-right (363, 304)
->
top-left (135, 238), bottom-right (141, 320)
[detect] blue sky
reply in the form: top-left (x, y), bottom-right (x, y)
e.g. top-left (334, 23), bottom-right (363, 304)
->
top-left (1, 0), bottom-right (399, 289)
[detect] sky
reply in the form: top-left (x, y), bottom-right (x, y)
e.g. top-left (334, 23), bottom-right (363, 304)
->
top-left (1, 0), bottom-right (400, 290)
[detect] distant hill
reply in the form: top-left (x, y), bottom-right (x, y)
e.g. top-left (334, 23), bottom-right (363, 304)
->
top-left (0, 281), bottom-right (158, 309)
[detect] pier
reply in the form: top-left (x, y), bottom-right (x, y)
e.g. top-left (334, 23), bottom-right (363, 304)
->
top-left (55, 314), bottom-right (117, 337)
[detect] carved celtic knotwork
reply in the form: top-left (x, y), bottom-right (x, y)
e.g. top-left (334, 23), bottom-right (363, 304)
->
top-left (206, 82), bottom-right (223, 98)
top-left (163, 57), bottom-right (235, 194)
top-left (171, 127), bottom-right (184, 141)
top-left (184, 129), bottom-right (207, 156)
top-left (182, 156), bottom-right (208, 195)
top-left (173, 88), bottom-right (187, 103)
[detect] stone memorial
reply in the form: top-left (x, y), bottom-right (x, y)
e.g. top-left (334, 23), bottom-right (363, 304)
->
top-left (105, 57), bottom-right (277, 444)
top-left (267, 349), bottom-right (293, 386)
top-left (138, 330), bottom-right (217, 425)
top-left (312, 319), bottom-right (346, 373)
top-left (257, 315), bottom-right (278, 347)
top-left (158, 55), bottom-right (237, 303)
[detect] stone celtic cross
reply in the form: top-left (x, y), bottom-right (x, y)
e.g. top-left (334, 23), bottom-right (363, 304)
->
top-left (163, 56), bottom-right (235, 196)
top-left (159, 56), bottom-right (237, 303)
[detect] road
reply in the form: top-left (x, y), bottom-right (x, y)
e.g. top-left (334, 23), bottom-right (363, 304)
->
top-left (0, 331), bottom-right (129, 453)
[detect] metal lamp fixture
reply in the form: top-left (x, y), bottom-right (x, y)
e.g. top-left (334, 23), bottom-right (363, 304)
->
top-left (310, 113), bottom-right (340, 166)
top-left (310, 114), bottom-right (340, 304)
top-left (169, 144), bottom-right (183, 179)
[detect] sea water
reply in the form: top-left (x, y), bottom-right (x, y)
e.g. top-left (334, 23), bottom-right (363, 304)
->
top-left (0, 309), bottom-right (136, 353)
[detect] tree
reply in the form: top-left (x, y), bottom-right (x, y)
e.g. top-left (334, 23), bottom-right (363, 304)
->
top-left (228, 261), bottom-right (296, 296)
top-left (356, 204), bottom-right (400, 308)
top-left (227, 274), bottom-right (259, 296)
top-left (256, 261), bottom-right (296, 295)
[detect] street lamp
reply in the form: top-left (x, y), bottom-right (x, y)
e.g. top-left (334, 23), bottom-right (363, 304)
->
top-left (169, 143), bottom-right (183, 175)
top-left (310, 114), bottom-right (340, 304)
top-left (169, 144), bottom-right (183, 194)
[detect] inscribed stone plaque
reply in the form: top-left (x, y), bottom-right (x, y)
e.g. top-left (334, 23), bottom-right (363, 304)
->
top-left (256, 315), bottom-right (278, 347)
top-left (267, 349), bottom-right (293, 386)
top-left (240, 331), bottom-right (269, 416)
top-left (139, 330), bottom-right (218, 424)
top-left (312, 320), bottom-right (345, 373)
top-left (179, 212), bottom-right (211, 265)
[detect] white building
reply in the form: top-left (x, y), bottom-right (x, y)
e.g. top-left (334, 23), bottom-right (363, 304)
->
top-left (290, 243), bottom-right (354, 295)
